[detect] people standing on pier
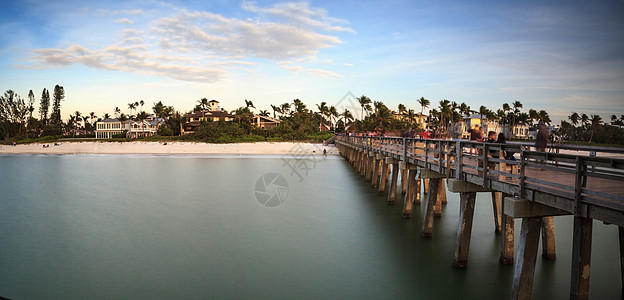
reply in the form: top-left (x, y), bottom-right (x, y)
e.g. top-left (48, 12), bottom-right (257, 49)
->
top-left (469, 125), bottom-right (483, 156)
top-left (535, 124), bottom-right (549, 166)
top-left (450, 119), bottom-right (464, 141)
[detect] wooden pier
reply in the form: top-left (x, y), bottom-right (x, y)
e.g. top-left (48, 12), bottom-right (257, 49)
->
top-left (335, 135), bottom-right (624, 299)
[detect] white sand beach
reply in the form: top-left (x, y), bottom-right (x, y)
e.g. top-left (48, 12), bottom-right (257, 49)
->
top-left (0, 141), bottom-right (338, 156)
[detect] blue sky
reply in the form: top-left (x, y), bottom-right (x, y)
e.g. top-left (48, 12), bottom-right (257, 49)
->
top-left (1, 0), bottom-right (623, 123)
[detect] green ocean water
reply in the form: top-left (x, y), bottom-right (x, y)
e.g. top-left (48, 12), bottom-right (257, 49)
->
top-left (0, 155), bottom-right (620, 299)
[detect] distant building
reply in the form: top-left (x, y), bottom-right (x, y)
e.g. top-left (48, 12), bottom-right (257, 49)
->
top-left (95, 118), bottom-right (130, 139)
top-left (390, 111), bottom-right (428, 130)
top-left (252, 115), bottom-right (281, 129)
top-left (181, 100), bottom-right (235, 135)
top-left (128, 118), bottom-right (164, 139)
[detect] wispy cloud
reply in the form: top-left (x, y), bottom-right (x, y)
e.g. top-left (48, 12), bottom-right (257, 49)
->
top-left (114, 18), bottom-right (133, 25)
top-left (22, 2), bottom-right (351, 83)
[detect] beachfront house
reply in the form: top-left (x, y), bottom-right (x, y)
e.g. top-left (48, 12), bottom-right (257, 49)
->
top-left (128, 118), bottom-right (164, 139)
top-left (252, 115), bottom-right (281, 129)
top-left (95, 118), bottom-right (131, 139)
top-left (181, 100), bottom-right (235, 135)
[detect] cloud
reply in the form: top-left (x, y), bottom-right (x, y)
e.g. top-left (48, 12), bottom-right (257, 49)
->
top-left (241, 1), bottom-right (355, 33)
top-left (23, 2), bottom-right (352, 83)
top-left (114, 18), bottom-right (134, 25)
top-left (29, 44), bottom-right (225, 83)
top-left (153, 9), bottom-right (343, 60)
top-left (343, 63), bottom-right (354, 67)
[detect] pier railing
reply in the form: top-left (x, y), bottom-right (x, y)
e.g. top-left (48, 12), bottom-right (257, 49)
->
top-left (336, 135), bottom-right (624, 226)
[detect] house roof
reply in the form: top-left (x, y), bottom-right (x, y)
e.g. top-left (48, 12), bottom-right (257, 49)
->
top-left (186, 110), bottom-right (234, 118)
top-left (255, 115), bottom-right (280, 123)
top-left (100, 118), bottom-right (120, 123)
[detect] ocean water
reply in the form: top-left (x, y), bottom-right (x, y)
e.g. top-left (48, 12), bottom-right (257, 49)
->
top-left (0, 154), bottom-right (620, 299)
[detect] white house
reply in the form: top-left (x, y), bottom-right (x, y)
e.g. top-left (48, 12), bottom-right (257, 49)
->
top-left (128, 118), bottom-right (164, 138)
top-left (95, 118), bottom-right (131, 139)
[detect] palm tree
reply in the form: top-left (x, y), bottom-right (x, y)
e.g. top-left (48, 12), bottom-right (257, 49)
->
top-left (258, 110), bottom-right (270, 117)
top-left (74, 111), bottom-right (82, 131)
top-left (459, 102), bottom-right (470, 117)
top-left (580, 113), bottom-right (589, 128)
top-left (197, 98), bottom-right (209, 110)
top-left (357, 95), bottom-right (372, 121)
top-left (417, 97), bottom-right (430, 114)
top-left (479, 105), bottom-right (488, 127)
top-left (280, 103), bottom-right (291, 116)
top-left (611, 114), bottom-right (617, 124)
top-left (270, 104), bottom-right (281, 119)
top-left (139, 100), bottom-right (145, 113)
top-left (528, 109), bottom-right (538, 126)
top-left (292, 99), bottom-right (306, 117)
top-left (128, 103), bottom-right (136, 118)
top-left (103, 113), bottom-right (110, 120)
top-left (568, 112), bottom-right (580, 127)
top-left (364, 104), bottom-right (372, 117)
top-left (114, 107), bottom-right (121, 118)
top-left (341, 109), bottom-right (354, 126)
top-left (245, 99), bottom-right (255, 110)
top-left (329, 106), bottom-right (338, 129)
top-left (536, 110), bottom-right (551, 125)
top-left (398, 103), bottom-right (407, 115)
top-left (316, 102), bottom-right (329, 128)
top-left (588, 114), bottom-right (602, 143)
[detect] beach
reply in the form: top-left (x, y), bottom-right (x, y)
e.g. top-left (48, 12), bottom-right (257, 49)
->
top-left (0, 141), bottom-right (338, 155)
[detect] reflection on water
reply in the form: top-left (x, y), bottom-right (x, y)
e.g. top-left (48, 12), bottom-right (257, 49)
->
top-left (0, 155), bottom-right (620, 299)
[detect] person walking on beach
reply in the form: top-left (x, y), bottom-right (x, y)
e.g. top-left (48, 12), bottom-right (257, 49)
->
top-left (323, 148), bottom-right (327, 157)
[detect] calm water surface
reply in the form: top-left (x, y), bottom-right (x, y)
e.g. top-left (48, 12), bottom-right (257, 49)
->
top-left (0, 155), bottom-right (620, 299)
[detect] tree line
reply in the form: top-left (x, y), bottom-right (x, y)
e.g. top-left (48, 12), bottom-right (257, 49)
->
top-left (1, 88), bottom-right (622, 145)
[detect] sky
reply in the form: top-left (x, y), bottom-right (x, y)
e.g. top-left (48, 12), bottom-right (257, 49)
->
top-left (1, 0), bottom-right (623, 124)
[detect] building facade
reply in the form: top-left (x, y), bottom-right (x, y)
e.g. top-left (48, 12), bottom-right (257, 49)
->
top-left (182, 100), bottom-right (235, 135)
top-left (95, 118), bottom-right (130, 139)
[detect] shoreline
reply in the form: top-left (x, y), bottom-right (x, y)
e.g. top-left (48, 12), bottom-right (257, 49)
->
top-left (0, 141), bottom-right (339, 156)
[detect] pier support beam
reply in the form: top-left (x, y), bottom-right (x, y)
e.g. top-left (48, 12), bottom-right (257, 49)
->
top-left (510, 217), bottom-right (543, 300)
top-left (387, 158), bottom-right (399, 205)
top-left (453, 192), bottom-right (477, 268)
top-left (434, 180), bottom-right (446, 217)
top-left (401, 166), bottom-right (408, 194)
top-left (365, 151), bottom-right (375, 181)
top-left (500, 213), bottom-right (515, 264)
top-left (620, 227), bottom-right (624, 296)
top-left (372, 154), bottom-right (383, 188)
top-left (541, 216), bottom-right (556, 259)
top-left (492, 192), bottom-right (503, 233)
top-left (420, 169), bottom-right (445, 237)
top-left (360, 151), bottom-right (369, 177)
top-left (413, 176), bottom-right (422, 205)
top-left (422, 178), bottom-right (441, 238)
top-left (378, 158), bottom-right (391, 195)
top-left (402, 164), bottom-right (418, 219)
top-left (570, 216), bottom-right (592, 300)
